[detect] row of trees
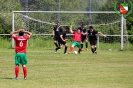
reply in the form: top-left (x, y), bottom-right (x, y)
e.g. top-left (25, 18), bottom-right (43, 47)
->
top-left (0, 0), bottom-right (133, 39)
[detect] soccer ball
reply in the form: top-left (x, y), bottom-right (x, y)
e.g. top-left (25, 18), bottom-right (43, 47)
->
top-left (73, 51), bottom-right (78, 55)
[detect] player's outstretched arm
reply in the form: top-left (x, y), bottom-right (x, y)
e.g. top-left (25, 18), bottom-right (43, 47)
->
top-left (69, 25), bottom-right (73, 33)
top-left (82, 31), bottom-right (87, 36)
top-left (98, 32), bottom-right (106, 38)
top-left (52, 30), bottom-right (55, 36)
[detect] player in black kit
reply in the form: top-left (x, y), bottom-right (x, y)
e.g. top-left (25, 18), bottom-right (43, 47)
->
top-left (52, 22), bottom-right (63, 48)
top-left (88, 26), bottom-right (106, 54)
top-left (54, 27), bottom-right (69, 54)
top-left (79, 23), bottom-right (88, 51)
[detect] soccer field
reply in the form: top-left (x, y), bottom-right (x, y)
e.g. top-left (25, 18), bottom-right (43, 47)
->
top-left (0, 48), bottom-right (133, 88)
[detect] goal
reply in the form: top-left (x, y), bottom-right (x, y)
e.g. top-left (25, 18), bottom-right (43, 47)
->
top-left (12, 11), bottom-right (130, 50)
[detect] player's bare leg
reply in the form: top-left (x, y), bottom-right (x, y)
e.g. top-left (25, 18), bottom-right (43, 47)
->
top-left (94, 45), bottom-right (97, 54)
top-left (85, 39), bottom-right (88, 51)
top-left (91, 45), bottom-right (95, 53)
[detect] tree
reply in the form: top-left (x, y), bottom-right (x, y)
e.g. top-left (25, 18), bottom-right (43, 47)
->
top-left (0, 0), bottom-right (22, 34)
top-left (126, 12), bottom-right (133, 44)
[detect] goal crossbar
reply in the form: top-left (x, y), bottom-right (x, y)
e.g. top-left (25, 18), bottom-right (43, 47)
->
top-left (12, 11), bottom-right (117, 14)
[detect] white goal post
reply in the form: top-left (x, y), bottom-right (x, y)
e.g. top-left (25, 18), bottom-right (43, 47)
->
top-left (12, 11), bottom-right (125, 50)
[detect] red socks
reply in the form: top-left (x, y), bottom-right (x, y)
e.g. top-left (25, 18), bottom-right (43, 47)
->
top-left (15, 66), bottom-right (19, 78)
top-left (15, 66), bottom-right (27, 78)
top-left (69, 46), bottom-right (74, 52)
top-left (23, 66), bottom-right (27, 78)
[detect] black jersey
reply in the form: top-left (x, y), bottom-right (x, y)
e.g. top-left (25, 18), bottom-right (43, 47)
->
top-left (58, 31), bottom-right (67, 45)
top-left (79, 27), bottom-right (87, 38)
top-left (53, 26), bottom-right (63, 37)
top-left (60, 31), bottom-right (66, 40)
top-left (79, 27), bottom-right (87, 33)
top-left (88, 29), bottom-right (98, 40)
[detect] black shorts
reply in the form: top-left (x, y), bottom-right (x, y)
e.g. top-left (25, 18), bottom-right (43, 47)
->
top-left (89, 40), bottom-right (97, 45)
top-left (58, 40), bottom-right (66, 45)
top-left (53, 36), bottom-right (59, 41)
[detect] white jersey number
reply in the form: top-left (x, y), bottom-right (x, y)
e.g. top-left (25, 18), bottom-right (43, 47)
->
top-left (19, 41), bottom-right (23, 47)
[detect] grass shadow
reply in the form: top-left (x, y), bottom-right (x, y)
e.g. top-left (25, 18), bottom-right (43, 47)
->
top-left (1, 78), bottom-right (14, 80)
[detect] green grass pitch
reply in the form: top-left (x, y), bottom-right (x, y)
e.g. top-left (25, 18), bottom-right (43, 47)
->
top-left (0, 48), bottom-right (133, 88)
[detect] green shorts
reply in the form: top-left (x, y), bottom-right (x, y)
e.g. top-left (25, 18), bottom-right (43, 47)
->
top-left (72, 41), bottom-right (81, 48)
top-left (15, 53), bottom-right (28, 65)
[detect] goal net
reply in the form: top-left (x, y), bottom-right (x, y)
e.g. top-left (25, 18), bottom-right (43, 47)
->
top-left (12, 11), bottom-right (130, 50)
